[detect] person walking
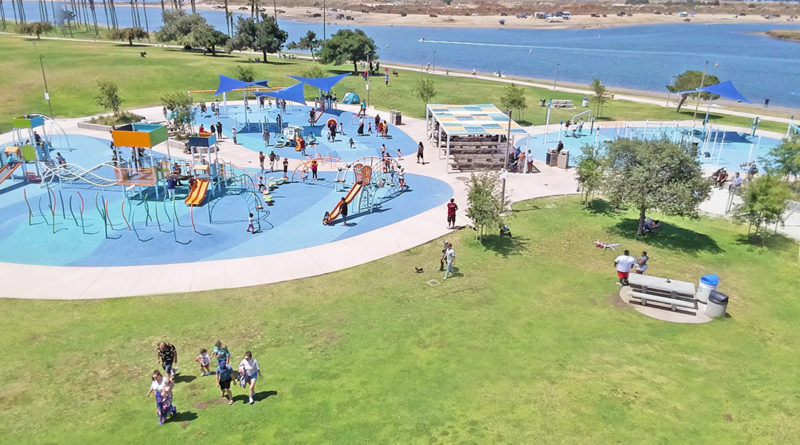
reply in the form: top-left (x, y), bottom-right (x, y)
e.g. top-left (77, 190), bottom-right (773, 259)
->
top-left (147, 370), bottom-right (177, 425)
top-left (269, 151), bottom-right (277, 171)
top-left (526, 150), bottom-right (534, 173)
top-left (216, 121), bottom-right (223, 139)
top-left (443, 242), bottom-right (456, 280)
top-left (417, 141), bottom-right (424, 164)
top-left (614, 249), bottom-right (637, 286)
top-left (446, 199), bottom-right (458, 229)
top-left (216, 360), bottom-right (234, 405)
top-left (259, 151), bottom-right (265, 172)
top-left (156, 342), bottom-right (178, 377)
top-left (311, 159), bottom-right (318, 180)
top-left (339, 197), bottom-right (348, 225)
top-left (636, 251), bottom-right (649, 275)
top-left (247, 213), bottom-right (255, 234)
top-left (232, 127), bottom-right (237, 144)
top-left (239, 351), bottom-right (261, 405)
top-left (263, 127), bottom-right (270, 147)
top-left (282, 157), bottom-right (289, 178)
top-left (385, 73), bottom-right (389, 86)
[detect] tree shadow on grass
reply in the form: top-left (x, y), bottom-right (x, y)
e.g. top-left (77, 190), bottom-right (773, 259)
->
top-left (610, 218), bottom-right (723, 254)
top-left (480, 234), bottom-right (530, 258)
top-left (734, 232), bottom-right (794, 250)
top-left (585, 199), bottom-right (617, 215)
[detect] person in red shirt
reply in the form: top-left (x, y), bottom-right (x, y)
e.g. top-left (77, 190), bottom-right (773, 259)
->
top-left (447, 199), bottom-right (458, 229)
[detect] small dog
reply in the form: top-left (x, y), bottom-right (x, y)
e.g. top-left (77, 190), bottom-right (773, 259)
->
top-left (414, 267), bottom-right (424, 273)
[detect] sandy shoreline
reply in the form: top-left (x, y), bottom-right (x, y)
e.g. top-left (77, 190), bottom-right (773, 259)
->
top-left (193, 2), bottom-right (800, 30)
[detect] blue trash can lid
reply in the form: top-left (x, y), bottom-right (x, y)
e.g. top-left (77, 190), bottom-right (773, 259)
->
top-left (709, 290), bottom-right (728, 304)
top-left (700, 274), bottom-right (719, 286)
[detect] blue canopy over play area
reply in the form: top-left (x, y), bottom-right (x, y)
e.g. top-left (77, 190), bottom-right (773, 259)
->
top-left (213, 75), bottom-right (270, 96)
top-left (286, 73), bottom-right (350, 92)
top-left (679, 80), bottom-right (750, 103)
top-left (254, 82), bottom-right (307, 105)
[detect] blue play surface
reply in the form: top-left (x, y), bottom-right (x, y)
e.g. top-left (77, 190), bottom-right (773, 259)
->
top-left (0, 133), bottom-right (452, 267)
top-left (197, 104), bottom-right (419, 162)
top-left (516, 126), bottom-right (781, 171)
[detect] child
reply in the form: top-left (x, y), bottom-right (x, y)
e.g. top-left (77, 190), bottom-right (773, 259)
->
top-left (195, 349), bottom-right (211, 376)
top-left (323, 211), bottom-right (331, 224)
top-left (398, 168), bottom-right (406, 189)
top-left (213, 341), bottom-right (230, 366)
top-left (349, 138), bottom-right (355, 149)
top-left (396, 149), bottom-right (402, 161)
top-left (368, 122), bottom-right (373, 134)
top-left (247, 213), bottom-right (255, 234)
top-left (339, 122), bottom-right (345, 135)
top-left (216, 361), bottom-right (234, 405)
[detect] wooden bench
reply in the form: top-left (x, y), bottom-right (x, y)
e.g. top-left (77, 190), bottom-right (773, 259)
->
top-left (627, 274), bottom-right (698, 312)
top-left (551, 99), bottom-right (574, 108)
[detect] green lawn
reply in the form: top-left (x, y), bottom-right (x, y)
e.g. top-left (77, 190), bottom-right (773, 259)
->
top-left (1, 195), bottom-right (798, 443)
top-left (0, 33), bottom-right (788, 134)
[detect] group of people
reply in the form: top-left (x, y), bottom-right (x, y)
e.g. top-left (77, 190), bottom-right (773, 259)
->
top-left (563, 119), bottom-right (585, 137)
top-left (507, 148), bottom-right (536, 173)
top-left (148, 341), bottom-right (263, 425)
top-left (613, 250), bottom-right (650, 286)
top-left (711, 167), bottom-right (745, 191)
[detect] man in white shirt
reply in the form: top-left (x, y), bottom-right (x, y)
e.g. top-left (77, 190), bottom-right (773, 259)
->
top-left (614, 249), bottom-right (637, 286)
top-left (443, 242), bottom-right (456, 280)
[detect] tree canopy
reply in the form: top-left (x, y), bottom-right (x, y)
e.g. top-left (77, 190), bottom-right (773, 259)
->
top-left (765, 137), bottom-right (800, 180)
top-left (466, 172), bottom-right (506, 240)
top-left (667, 70), bottom-right (721, 112)
top-left (591, 78), bottom-right (611, 118)
top-left (733, 174), bottom-right (792, 241)
top-left (229, 15), bottom-right (288, 63)
top-left (601, 139), bottom-right (711, 235)
top-left (154, 10), bottom-right (206, 44)
top-left (575, 144), bottom-right (603, 205)
top-left (318, 29), bottom-right (378, 73)
top-left (17, 22), bottom-right (53, 39)
top-left (287, 30), bottom-right (321, 61)
top-left (95, 80), bottom-right (123, 115)
top-left (189, 24), bottom-right (229, 55)
top-left (499, 83), bottom-right (527, 121)
top-left (161, 91), bottom-right (195, 134)
top-left (109, 27), bottom-right (148, 46)
top-left (413, 78), bottom-right (436, 109)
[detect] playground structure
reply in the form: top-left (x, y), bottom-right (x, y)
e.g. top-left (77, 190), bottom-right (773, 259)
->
top-left (322, 155), bottom-right (406, 224)
top-left (1, 115), bottom-right (55, 185)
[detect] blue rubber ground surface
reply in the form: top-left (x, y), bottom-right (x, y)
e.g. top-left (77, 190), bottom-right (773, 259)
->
top-left (196, 105), bottom-right (419, 163)
top-left (516, 127), bottom-right (780, 170)
top-left (0, 133), bottom-right (452, 267)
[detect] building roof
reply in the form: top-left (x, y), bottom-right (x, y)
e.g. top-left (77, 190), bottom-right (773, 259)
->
top-left (427, 104), bottom-right (528, 137)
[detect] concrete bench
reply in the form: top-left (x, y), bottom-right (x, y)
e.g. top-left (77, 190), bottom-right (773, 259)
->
top-left (551, 100), bottom-right (574, 108)
top-left (629, 291), bottom-right (698, 312)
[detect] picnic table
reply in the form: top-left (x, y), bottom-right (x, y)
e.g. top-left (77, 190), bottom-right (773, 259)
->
top-left (627, 274), bottom-right (698, 312)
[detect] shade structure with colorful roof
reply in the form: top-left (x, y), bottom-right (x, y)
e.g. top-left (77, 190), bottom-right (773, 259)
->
top-left (287, 73), bottom-right (350, 93)
top-left (254, 82), bottom-right (307, 106)
top-left (425, 104), bottom-right (528, 173)
top-left (213, 75), bottom-right (270, 96)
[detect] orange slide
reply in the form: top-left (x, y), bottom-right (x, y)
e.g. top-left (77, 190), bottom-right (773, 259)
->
top-left (323, 182), bottom-right (362, 224)
top-left (184, 178), bottom-right (210, 206)
top-left (0, 163), bottom-right (21, 185)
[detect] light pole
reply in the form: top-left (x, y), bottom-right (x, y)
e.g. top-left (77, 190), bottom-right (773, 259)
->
top-left (39, 54), bottom-right (54, 116)
top-left (693, 61), bottom-right (717, 120)
top-left (500, 109), bottom-right (511, 211)
top-left (666, 75), bottom-right (676, 107)
top-left (322, 0), bottom-right (326, 40)
top-left (552, 63), bottom-right (560, 91)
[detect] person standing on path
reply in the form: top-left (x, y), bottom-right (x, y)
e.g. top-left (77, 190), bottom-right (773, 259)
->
top-left (447, 199), bottom-right (458, 229)
top-left (417, 141), bottom-right (424, 164)
top-left (216, 361), bottom-right (234, 405)
top-left (385, 73), bottom-right (389, 86)
top-left (282, 158), bottom-right (289, 178)
top-left (216, 122), bottom-right (222, 139)
top-left (339, 197), bottom-right (348, 225)
top-left (157, 342), bottom-right (178, 377)
top-left (239, 351), bottom-right (261, 405)
top-left (263, 127), bottom-right (270, 147)
top-left (614, 249), bottom-right (637, 286)
top-left (232, 127), bottom-right (237, 144)
top-left (259, 151), bottom-right (265, 172)
top-left (443, 242), bottom-right (456, 280)
top-left (311, 159), bottom-right (318, 180)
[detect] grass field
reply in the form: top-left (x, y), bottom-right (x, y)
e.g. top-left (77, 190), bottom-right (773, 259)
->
top-left (0, 33), bottom-right (788, 134)
top-left (1, 195), bottom-right (798, 443)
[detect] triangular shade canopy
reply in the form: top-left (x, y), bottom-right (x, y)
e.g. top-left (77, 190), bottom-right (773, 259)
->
top-left (678, 80), bottom-right (750, 103)
top-left (214, 75), bottom-right (270, 96)
top-left (286, 73), bottom-right (351, 92)
top-left (254, 82), bottom-right (307, 106)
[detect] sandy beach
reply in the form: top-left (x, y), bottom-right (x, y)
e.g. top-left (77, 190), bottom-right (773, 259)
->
top-left (194, 1), bottom-right (800, 30)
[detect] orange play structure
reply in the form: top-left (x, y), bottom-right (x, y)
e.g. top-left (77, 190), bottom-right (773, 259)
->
top-left (0, 162), bottom-right (21, 185)
top-left (185, 178), bottom-right (211, 206)
top-left (323, 164), bottom-right (372, 224)
top-left (294, 133), bottom-right (306, 152)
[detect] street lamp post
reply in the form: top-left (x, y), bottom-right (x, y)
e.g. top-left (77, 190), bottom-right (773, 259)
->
top-left (666, 76), bottom-right (677, 107)
top-left (552, 63), bottom-right (560, 91)
top-left (322, 0), bottom-right (326, 40)
top-left (39, 55), bottom-right (54, 116)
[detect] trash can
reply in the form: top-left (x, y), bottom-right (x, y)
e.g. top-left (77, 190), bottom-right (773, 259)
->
top-left (546, 149), bottom-right (558, 167)
top-left (394, 110), bottom-right (402, 125)
top-left (696, 274), bottom-right (719, 303)
top-left (557, 150), bottom-right (570, 168)
top-left (706, 291), bottom-right (729, 318)
top-left (582, 97), bottom-right (589, 107)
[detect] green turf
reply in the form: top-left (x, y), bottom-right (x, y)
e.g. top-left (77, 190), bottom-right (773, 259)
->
top-left (0, 33), bottom-right (788, 134)
top-left (0, 195), bottom-right (798, 443)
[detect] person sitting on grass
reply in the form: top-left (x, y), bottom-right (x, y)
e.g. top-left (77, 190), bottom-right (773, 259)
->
top-left (643, 218), bottom-right (660, 234)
